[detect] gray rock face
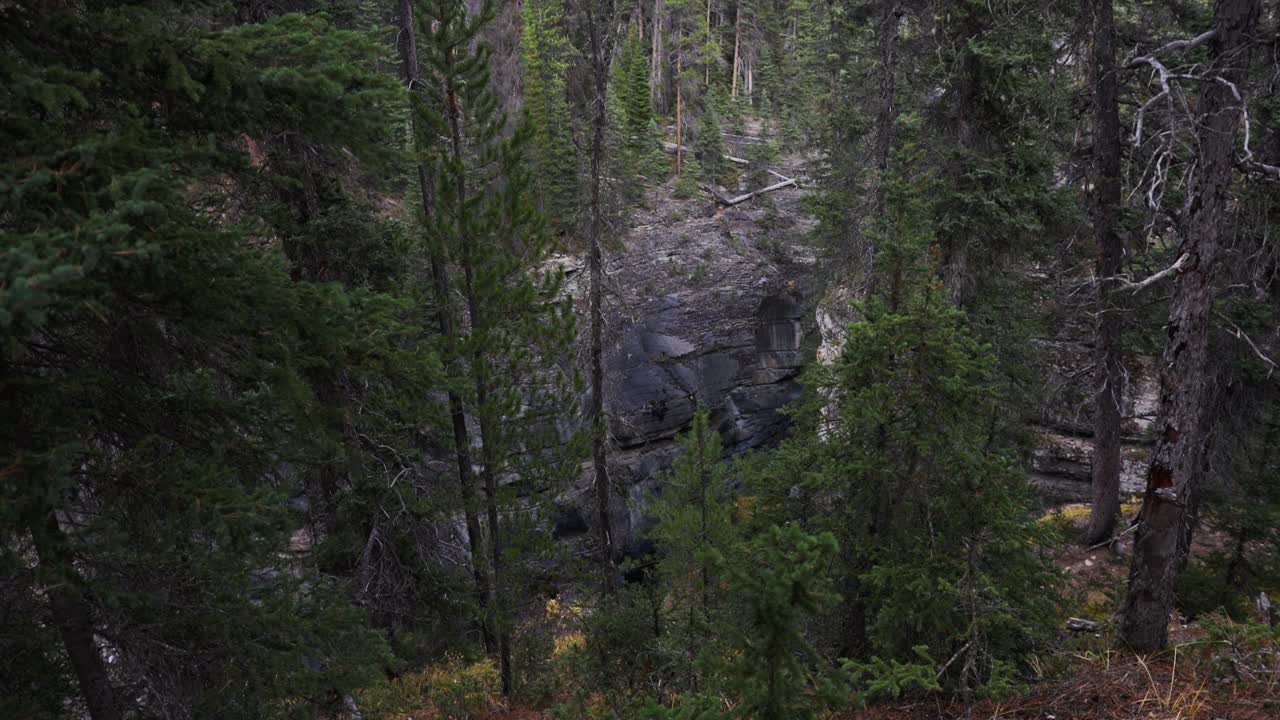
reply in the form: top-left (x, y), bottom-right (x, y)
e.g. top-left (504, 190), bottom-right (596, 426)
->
top-left (558, 185), bottom-right (817, 554)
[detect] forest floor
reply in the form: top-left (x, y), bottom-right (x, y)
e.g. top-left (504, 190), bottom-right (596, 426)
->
top-left (461, 505), bottom-right (1278, 720)
top-left (833, 504), bottom-right (1279, 720)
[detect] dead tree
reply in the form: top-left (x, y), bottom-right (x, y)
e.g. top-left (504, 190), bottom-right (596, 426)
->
top-left (1119, 0), bottom-right (1261, 653)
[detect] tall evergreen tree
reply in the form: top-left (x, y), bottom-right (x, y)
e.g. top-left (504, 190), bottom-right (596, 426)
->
top-left (407, 0), bottom-right (580, 694)
top-left (751, 118), bottom-right (1058, 689)
top-left (1, 3), bottom-right (406, 716)
top-left (521, 0), bottom-right (580, 232)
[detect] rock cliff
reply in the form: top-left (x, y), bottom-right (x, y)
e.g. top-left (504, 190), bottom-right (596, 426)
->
top-left (556, 181), bottom-right (819, 554)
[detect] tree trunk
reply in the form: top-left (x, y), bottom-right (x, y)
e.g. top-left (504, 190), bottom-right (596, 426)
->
top-left (1118, 0), bottom-right (1260, 653)
top-left (870, 3), bottom-right (900, 214)
top-left (650, 0), bottom-right (665, 111)
top-left (33, 511), bottom-right (122, 720)
top-left (470, 319), bottom-right (511, 694)
top-left (586, 0), bottom-right (617, 596)
top-left (704, 0), bottom-right (712, 87)
top-left (396, 0), bottom-right (494, 655)
top-left (676, 50), bottom-right (683, 175)
top-left (731, 3), bottom-right (740, 98)
top-left (1084, 0), bottom-right (1124, 547)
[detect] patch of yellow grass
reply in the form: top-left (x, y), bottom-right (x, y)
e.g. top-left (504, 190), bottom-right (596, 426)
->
top-left (554, 631), bottom-right (586, 657)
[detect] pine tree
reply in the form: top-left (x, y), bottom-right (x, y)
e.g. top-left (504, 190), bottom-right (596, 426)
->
top-left (695, 88), bottom-right (727, 186)
top-left (647, 407), bottom-right (738, 689)
top-left (750, 119), bottom-right (1058, 691)
top-left (722, 525), bottom-right (846, 720)
top-left (409, 0), bottom-right (580, 693)
top-left (1, 3), bottom-right (404, 716)
top-left (521, 0), bottom-right (580, 232)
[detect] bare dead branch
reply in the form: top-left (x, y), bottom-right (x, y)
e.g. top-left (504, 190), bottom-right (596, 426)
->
top-left (1123, 30), bottom-right (1218, 70)
top-left (1104, 253), bottom-right (1192, 293)
top-left (1215, 311), bottom-right (1278, 377)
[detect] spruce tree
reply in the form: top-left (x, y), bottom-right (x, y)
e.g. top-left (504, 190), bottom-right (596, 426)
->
top-left (750, 118), bottom-right (1058, 692)
top-left (695, 88), bottom-right (727, 186)
top-left (614, 25), bottom-right (666, 190)
top-left (647, 407), bottom-right (738, 690)
top-left (521, 0), bottom-right (580, 232)
top-left (1, 3), bottom-right (404, 716)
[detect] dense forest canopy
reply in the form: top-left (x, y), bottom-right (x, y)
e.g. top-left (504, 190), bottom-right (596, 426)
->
top-left (2, 0), bottom-right (1279, 718)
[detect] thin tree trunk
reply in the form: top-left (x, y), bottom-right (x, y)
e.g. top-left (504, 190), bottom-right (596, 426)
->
top-left (33, 511), bottom-right (121, 720)
top-left (586, 0), bottom-right (617, 596)
top-left (469, 311), bottom-right (512, 694)
top-left (650, 0), bottom-right (665, 111)
top-left (1119, 0), bottom-right (1260, 653)
top-left (941, 15), bottom-right (980, 306)
top-left (1084, 0), bottom-right (1124, 547)
top-left (396, 0), bottom-right (494, 655)
top-left (731, 3), bottom-right (741, 98)
top-left (440, 18), bottom-right (511, 688)
top-left (870, 3), bottom-right (900, 214)
top-left (676, 50), bottom-right (683, 175)
top-left (869, 1), bottom-right (902, 306)
top-left (705, 0), bottom-right (712, 86)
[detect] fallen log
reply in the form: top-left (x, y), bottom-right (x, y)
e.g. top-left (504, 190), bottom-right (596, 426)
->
top-left (717, 175), bottom-right (796, 206)
top-left (662, 142), bottom-right (749, 165)
top-left (1065, 617), bottom-right (1104, 632)
top-left (701, 184), bottom-right (734, 205)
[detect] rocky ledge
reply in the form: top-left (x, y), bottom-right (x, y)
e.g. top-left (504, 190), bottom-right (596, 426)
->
top-left (555, 182), bottom-right (819, 555)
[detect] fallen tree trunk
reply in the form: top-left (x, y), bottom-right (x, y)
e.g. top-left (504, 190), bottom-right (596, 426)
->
top-left (662, 142), bottom-right (748, 165)
top-left (1066, 617), bottom-right (1104, 632)
top-left (714, 176), bottom-right (796, 206)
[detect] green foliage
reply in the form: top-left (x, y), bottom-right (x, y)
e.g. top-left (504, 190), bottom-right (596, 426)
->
top-left (748, 131), bottom-right (1059, 693)
top-left (521, 0), bottom-right (579, 231)
top-left (695, 89), bottom-right (728, 186)
top-left (1199, 612), bottom-right (1280, 687)
top-left (720, 525), bottom-right (848, 720)
top-left (674, 156), bottom-right (703, 198)
top-left (648, 408), bottom-right (739, 689)
top-left (845, 647), bottom-right (941, 702)
top-left (615, 27), bottom-right (667, 191)
top-left (0, 2), bottom-right (412, 715)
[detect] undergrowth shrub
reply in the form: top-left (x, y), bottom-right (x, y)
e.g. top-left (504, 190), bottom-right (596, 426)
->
top-left (358, 656), bottom-right (499, 719)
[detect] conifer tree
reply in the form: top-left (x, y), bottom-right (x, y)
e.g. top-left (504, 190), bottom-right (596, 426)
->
top-left (408, 0), bottom-right (579, 693)
top-left (751, 117), bottom-right (1058, 691)
top-left (1, 3), bottom-right (404, 716)
top-left (647, 407), bottom-right (737, 689)
top-left (695, 88), bottom-right (727, 186)
top-left (521, 0), bottom-right (580, 231)
top-left (615, 25), bottom-right (666, 190)
top-left (721, 525), bottom-right (845, 720)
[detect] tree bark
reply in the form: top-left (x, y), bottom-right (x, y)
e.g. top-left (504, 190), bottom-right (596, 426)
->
top-left (1118, 0), bottom-right (1260, 653)
top-left (1084, 0), bottom-right (1124, 547)
top-left (33, 511), bottom-right (122, 720)
top-left (586, 0), bottom-right (617, 596)
top-left (870, 3), bottom-right (900, 214)
top-left (731, 3), bottom-right (740, 98)
top-left (675, 50), bottom-right (683, 176)
top-left (396, 0), bottom-right (495, 655)
top-left (650, 0), bottom-right (666, 112)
